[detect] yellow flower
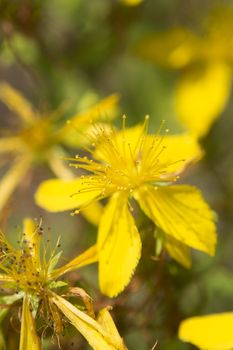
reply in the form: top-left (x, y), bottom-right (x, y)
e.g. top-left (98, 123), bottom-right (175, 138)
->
top-left (136, 7), bottom-right (233, 137)
top-left (178, 312), bottom-right (233, 350)
top-left (35, 117), bottom-right (217, 297)
top-left (0, 82), bottom-right (119, 225)
top-left (0, 218), bottom-right (126, 350)
top-left (120, 0), bottom-right (143, 6)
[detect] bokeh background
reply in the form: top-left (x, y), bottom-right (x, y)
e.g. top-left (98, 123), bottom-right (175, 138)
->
top-left (0, 0), bottom-right (233, 349)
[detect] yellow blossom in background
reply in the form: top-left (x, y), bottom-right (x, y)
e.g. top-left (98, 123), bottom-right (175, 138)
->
top-left (179, 312), bottom-right (233, 350)
top-left (120, 0), bottom-right (143, 6)
top-left (0, 218), bottom-right (126, 350)
top-left (136, 7), bottom-right (233, 137)
top-left (0, 82), bottom-right (119, 224)
top-left (36, 117), bottom-right (217, 297)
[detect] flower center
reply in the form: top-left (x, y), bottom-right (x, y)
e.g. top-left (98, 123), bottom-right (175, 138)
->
top-left (70, 117), bottom-right (178, 198)
top-left (0, 233), bottom-right (46, 294)
top-left (20, 118), bottom-right (58, 158)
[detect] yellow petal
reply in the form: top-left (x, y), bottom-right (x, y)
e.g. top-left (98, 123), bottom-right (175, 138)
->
top-left (94, 124), bottom-right (142, 165)
top-left (48, 151), bottom-right (103, 225)
top-left (0, 83), bottom-right (37, 124)
top-left (50, 244), bottom-right (98, 279)
top-left (0, 157), bottom-right (31, 212)
top-left (61, 94), bottom-right (119, 147)
top-left (136, 28), bottom-right (200, 68)
top-left (156, 133), bottom-right (202, 174)
top-left (82, 202), bottom-right (103, 226)
top-left (52, 294), bottom-right (120, 350)
top-left (35, 177), bottom-right (102, 212)
top-left (48, 150), bottom-right (76, 180)
top-left (97, 308), bottom-right (126, 349)
top-left (179, 312), bottom-right (233, 350)
top-left (121, 0), bottom-right (143, 6)
top-left (175, 62), bottom-right (232, 138)
top-left (134, 185), bottom-right (217, 256)
top-left (98, 192), bottom-right (142, 297)
top-left (0, 137), bottom-right (23, 154)
top-left (20, 296), bottom-right (40, 350)
top-left (95, 124), bottom-right (202, 176)
top-left (164, 234), bottom-right (192, 268)
top-left (23, 218), bottom-right (40, 268)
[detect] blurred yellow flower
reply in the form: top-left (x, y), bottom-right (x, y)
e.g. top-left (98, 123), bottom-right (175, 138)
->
top-left (36, 117), bottom-right (217, 297)
top-left (0, 218), bottom-right (126, 350)
top-left (120, 0), bottom-right (143, 6)
top-left (0, 83), bottom-right (118, 224)
top-left (179, 312), bottom-right (233, 350)
top-left (136, 8), bottom-right (233, 137)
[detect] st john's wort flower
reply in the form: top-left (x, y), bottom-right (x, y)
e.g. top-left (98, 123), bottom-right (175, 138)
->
top-left (0, 82), bottom-right (119, 224)
top-left (0, 218), bottom-right (126, 350)
top-left (36, 117), bottom-right (217, 297)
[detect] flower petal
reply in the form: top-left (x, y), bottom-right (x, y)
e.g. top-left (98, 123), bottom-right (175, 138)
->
top-left (50, 244), bottom-right (98, 279)
top-left (134, 185), bottom-right (217, 256)
top-left (35, 177), bottom-right (102, 212)
top-left (20, 296), bottom-right (40, 350)
top-left (136, 28), bottom-right (200, 68)
top-left (155, 227), bottom-right (191, 267)
top-left (175, 62), bottom-right (232, 138)
top-left (0, 137), bottom-right (23, 154)
top-left (155, 133), bottom-right (202, 174)
top-left (61, 94), bottom-right (119, 147)
top-left (164, 234), bottom-right (192, 268)
top-left (0, 157), bottom-right (31, 212)
top-left (179, 312), bottom-right (233, 350)
top-left (121, 0), bottom-right (143, 6)
top-left (98, 192), bottom-right (142, 297)
top-left (23, 218), bottom-right (41, 269)
top-left (81, 202), bottom-right (103, 226)
top-left (0, 83), bottom-right (37, 124)
top-left (97, 308), bottom-right (126, 349)
top-left (52, 295), bottom-right (121, 350)
top-left (95, 125), bottom-right (202, 177)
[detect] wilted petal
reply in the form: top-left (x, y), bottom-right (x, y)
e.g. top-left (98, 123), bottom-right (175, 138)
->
top-left (20, 296), bottom-right (40, 350)
top-left (134, 185), bottom-right (217, 256)
top-left (179, 312), bottom-right (233, 350)
top-left (53, 294), bottom-right (121, 350)
top-left (98, 192), bottom-right (142, 297)
top-left (97, 308), bottom-right (126, 349)
top-left (23, 218), bottom-right (41, 269)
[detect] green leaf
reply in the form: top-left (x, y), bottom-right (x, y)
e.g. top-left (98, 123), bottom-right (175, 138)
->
top-left (49, 280), bottom-right (68, 290)
top-left (48, 251), bottom-right (63, 273)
